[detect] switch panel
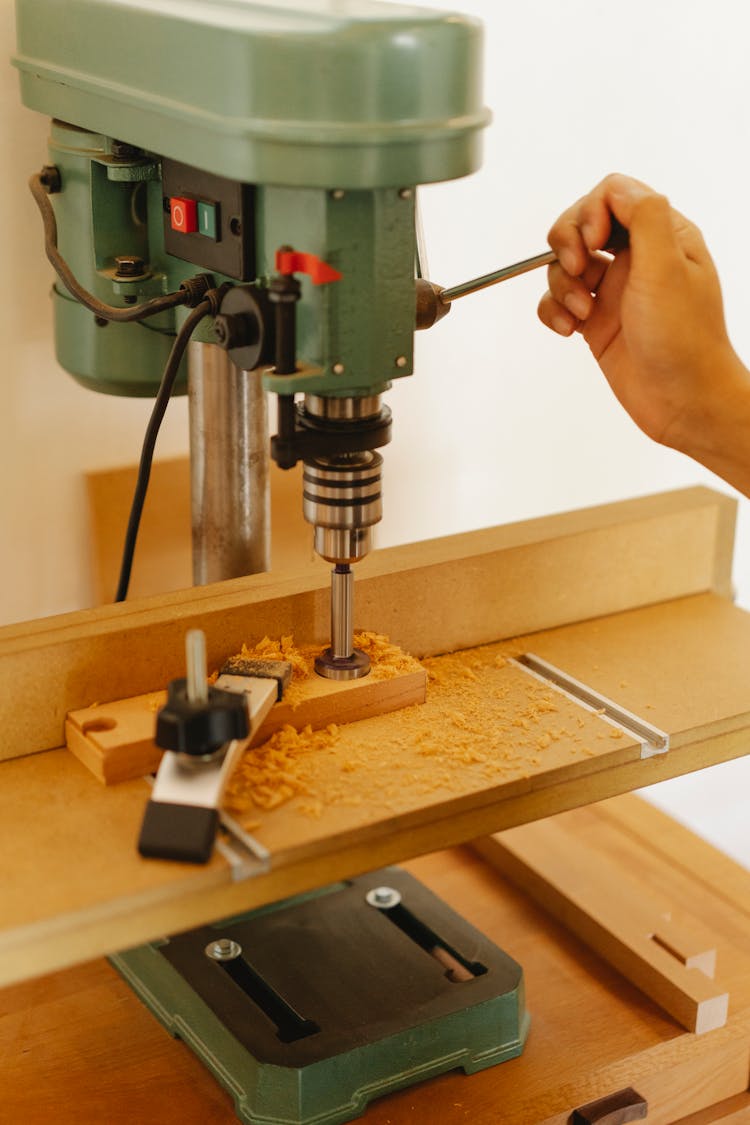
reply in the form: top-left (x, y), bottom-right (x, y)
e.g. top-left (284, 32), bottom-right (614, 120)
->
top-left (162, 158), bottom-right (256, 281)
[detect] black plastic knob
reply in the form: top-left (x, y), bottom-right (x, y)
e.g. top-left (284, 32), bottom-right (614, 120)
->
top-left (155, 679), bottom-right (249, 756)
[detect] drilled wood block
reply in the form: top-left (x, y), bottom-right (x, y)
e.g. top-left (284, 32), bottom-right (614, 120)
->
top-left (66, 654), bottom-right (427, 784)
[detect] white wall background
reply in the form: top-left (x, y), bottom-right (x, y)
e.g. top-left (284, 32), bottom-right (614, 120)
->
top-left (2, 0), bottom-right (748, 863)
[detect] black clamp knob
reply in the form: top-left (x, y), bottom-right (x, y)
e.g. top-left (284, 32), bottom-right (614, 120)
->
top-left (156, 679), bottom-right (249, 756)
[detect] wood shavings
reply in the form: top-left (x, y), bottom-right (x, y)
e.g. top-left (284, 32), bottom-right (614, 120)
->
top-left (222, 633), bottom-right (639, 837)
top-left (229, 631), bottom-right (421, 708)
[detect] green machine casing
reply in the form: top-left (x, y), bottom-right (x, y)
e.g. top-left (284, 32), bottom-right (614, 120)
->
top-left (13, 0), bottom-right (490, 396)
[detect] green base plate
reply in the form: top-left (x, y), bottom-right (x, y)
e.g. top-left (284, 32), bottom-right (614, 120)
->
top-left (111, 868), bottom-right (529, 1125)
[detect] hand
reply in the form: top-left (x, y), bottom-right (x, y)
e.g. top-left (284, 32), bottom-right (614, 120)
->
top-left (538, 174), bottom-right (750, 493)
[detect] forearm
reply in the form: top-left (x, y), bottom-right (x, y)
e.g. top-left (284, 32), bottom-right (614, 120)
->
top-left (669, 352), bottom-right (750, 498)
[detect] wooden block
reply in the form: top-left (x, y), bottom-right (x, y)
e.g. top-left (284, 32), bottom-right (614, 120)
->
top-left (65, 692), bottom-right (166, 785)
top-left (65, 658), bottom-right (428, 785)
top-left (674, 1093), bottom-right (750, 1124)
top-left (473, 818), bottom-right (730, 1034)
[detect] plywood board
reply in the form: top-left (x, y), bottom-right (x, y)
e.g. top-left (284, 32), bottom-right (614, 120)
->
top-left (4, 593), bottom-right (750, 985)
top-left (512, 592), bottom-right (750, 749)
top-left (0, 487), bottom-right (735, 764)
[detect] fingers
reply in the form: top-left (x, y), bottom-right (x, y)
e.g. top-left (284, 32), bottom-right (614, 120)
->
top-left (548, 173), bottom-right (658, 273)
top-left (549, 255), bottom-right (609, 312)
top-left (537, 290), bottom-right (578, 337)
top-left (541, 172), bottom-right (716, 345)
top-left (538, 254), bottom-right (610, 336)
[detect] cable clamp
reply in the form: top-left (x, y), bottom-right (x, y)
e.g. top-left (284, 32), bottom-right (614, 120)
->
top-left (179, 273), bottom-right (219, 308)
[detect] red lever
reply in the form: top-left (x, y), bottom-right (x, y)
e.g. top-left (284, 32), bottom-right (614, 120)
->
top-left (275, 248), bottom-right (342, 286)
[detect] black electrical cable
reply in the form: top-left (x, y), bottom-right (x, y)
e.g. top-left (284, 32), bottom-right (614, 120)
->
top-left (114, 299), bottom-right (212, 602)
top-left (29, 171), bottom-right (202, 322)
top-left (28, 167), bottom-right (226, 600)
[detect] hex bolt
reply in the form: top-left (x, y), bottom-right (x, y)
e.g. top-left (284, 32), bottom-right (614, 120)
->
top-left (111, 139), bottom-right (142, 161)
top-left (205, 938), bottom-right (243, 962)
top-left (213, 312), bottom-right (258, 351)
top-left (115, 255), bottom-right (146, 278)
top-left (366, 886), bottom-right (402, 910)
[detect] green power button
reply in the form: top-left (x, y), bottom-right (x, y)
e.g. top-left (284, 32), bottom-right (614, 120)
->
top-left (197, 200), bottom-right (218, 240)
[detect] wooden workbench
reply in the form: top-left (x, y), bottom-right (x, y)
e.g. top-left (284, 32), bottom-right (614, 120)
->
top-left (2, 796), bottom-right (749, 1124)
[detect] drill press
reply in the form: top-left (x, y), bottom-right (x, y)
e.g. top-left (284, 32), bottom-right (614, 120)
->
top-left (15, 0), bottom-right (490, 677)
top-left (14, 2), bottom-right (529, 1120)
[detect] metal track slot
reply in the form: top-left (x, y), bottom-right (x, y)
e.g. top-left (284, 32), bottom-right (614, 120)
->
top-left (513, 653), bottom-right (669, 758)
top-left (206, 940), bottom-right (320, 1043)
top-left (367, 888), bottom-right (487, 983)
top-left (216, 810), bottom-right (272, 880)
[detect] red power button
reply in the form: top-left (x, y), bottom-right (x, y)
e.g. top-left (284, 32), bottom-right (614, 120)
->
top-left (170, 197), bottom-right (198, 234)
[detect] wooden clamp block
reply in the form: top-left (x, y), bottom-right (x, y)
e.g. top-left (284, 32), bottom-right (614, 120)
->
top-left (66, 644), bottom-right (427, 785)
top-left (473, 816), bottom-right (729, 1034)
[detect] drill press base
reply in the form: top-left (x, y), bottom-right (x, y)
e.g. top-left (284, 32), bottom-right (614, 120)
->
top-left (111, 868), bottom-right (529, 1125)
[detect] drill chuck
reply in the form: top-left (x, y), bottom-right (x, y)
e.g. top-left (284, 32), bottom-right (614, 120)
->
top-left (303, 451), bottom-right (383, 563)
top-left (301, 395), bottom-right (384, 565)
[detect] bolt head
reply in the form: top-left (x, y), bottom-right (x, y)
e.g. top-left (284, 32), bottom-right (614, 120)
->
top-left (111, 140), bottom-right (142, 161)
top-left (366, 886), bottom-right (401, 910)
top-left (395, 355), bottom-right (408, 369)
top-left (205, 938), bottom-right (242, 962)
top-left (115, 254), bottom-right (146, 278)
top-left (398, 188), bottom-right (414, 200)
top-left (332, 362), bottom-right (345, 375)
top-left (213, 316), bottom-right (230, 345)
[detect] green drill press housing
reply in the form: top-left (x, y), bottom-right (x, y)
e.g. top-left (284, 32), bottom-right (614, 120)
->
top-left (14, 0), bottom-right (490, 397)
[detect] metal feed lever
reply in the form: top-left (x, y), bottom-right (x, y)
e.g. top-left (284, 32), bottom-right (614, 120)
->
top-left (416, 217), bottom-right (629, 328)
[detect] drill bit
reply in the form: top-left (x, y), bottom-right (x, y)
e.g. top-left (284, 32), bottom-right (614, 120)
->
top-left (315, 563), bottom-right (370, 681)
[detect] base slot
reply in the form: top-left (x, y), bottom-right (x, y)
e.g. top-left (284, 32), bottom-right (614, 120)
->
top-left (380, 901), bottom-right (488, 983)
top-left (209, 947), bottom-right (321, 1044)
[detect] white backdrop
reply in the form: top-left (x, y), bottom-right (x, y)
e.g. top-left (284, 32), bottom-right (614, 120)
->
top-left (2, 0), bottom-right (749, 860)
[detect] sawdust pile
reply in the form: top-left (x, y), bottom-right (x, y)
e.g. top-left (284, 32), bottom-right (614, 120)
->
top-left (224, 634), bottom-right (605, 833)
top-left (229, 631), bottom-right (419, 707)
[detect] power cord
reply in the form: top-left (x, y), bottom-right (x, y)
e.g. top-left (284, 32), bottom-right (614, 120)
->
top-left (29, 166), bottom-right (229, 602)
top-left (29, 170), bottom-right (211, 321)
top-left (114, 293), bottom-right (228, 601)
